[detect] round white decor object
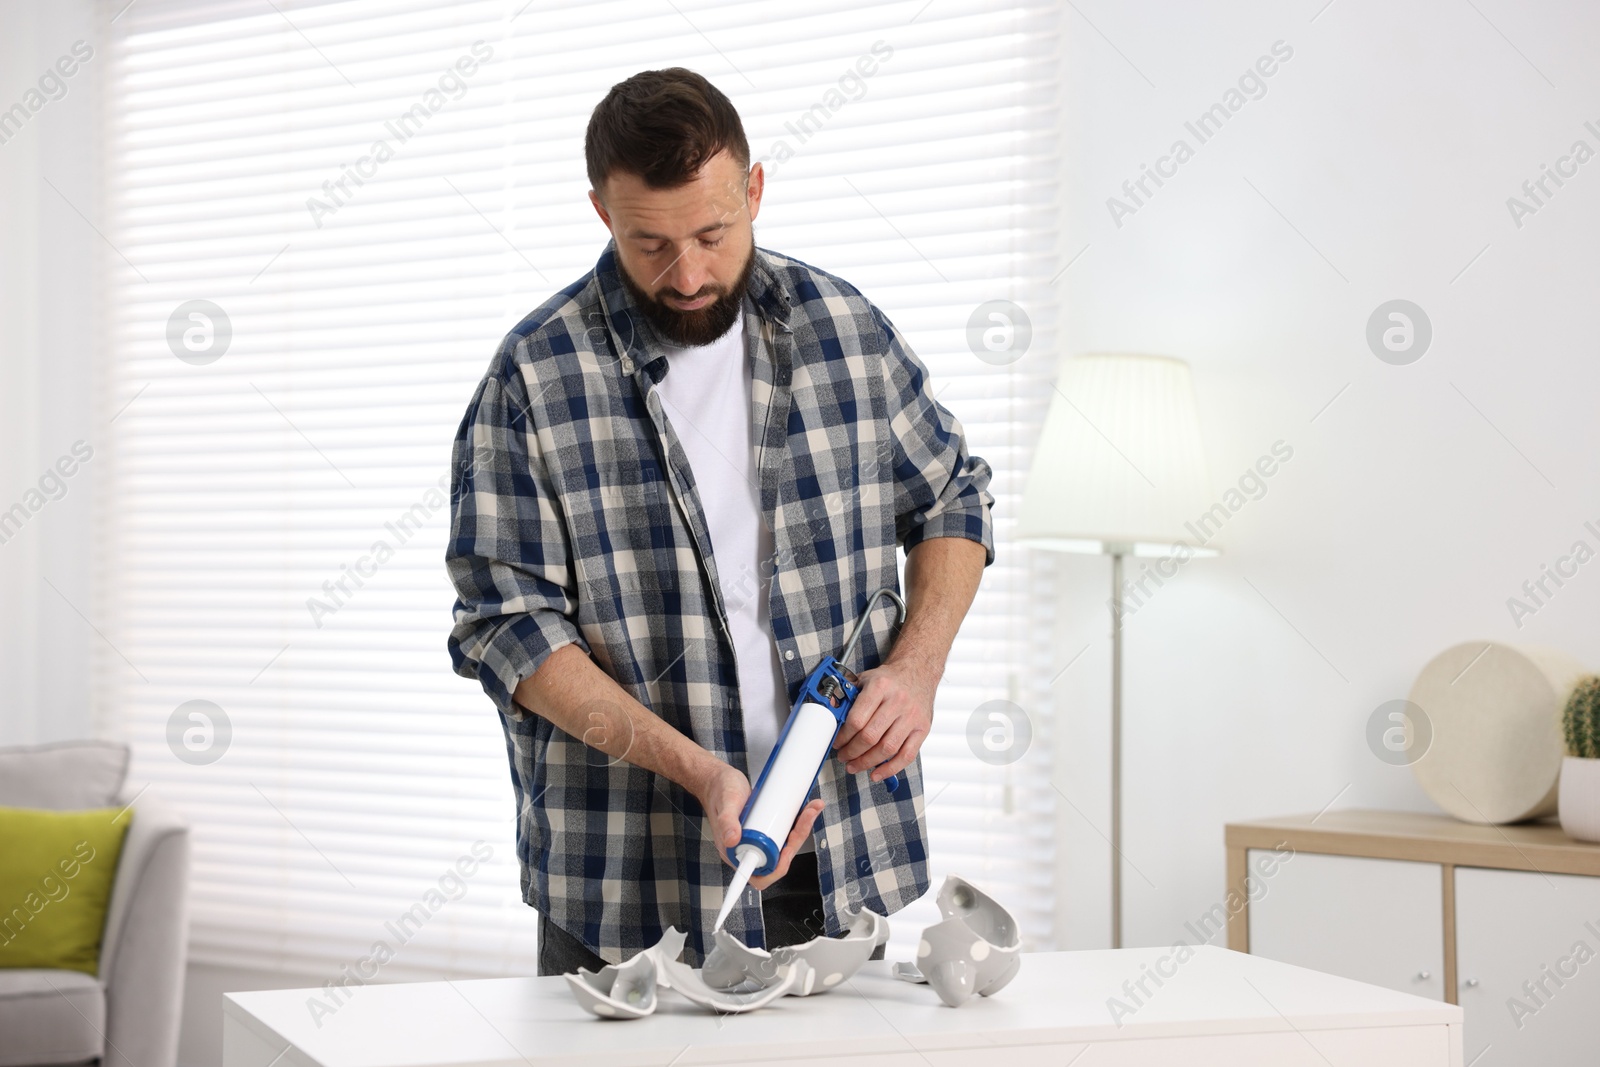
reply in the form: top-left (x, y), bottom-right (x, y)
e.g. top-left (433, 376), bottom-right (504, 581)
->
top-left (1409, 642), bottom-right (1586, 824)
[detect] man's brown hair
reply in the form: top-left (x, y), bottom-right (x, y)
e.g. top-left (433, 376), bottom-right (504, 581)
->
top-left (585, 68), bottom-right (750, 194)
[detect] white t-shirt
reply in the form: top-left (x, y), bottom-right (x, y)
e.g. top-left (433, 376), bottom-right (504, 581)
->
top-left (654, 314), bottom-right (793, 790)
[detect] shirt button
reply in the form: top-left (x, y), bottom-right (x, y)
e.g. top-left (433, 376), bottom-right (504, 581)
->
top-left (784, 650), bottom-right (795, 661)
top-left (620, 356), bottom-right (634, 373)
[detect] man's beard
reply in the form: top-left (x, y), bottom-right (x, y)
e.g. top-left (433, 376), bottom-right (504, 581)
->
top-left (618, 243), bottom-right (756, 348)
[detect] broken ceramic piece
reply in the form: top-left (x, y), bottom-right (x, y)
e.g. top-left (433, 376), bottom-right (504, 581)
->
top-left (659, 956), bottom-right (800, 1012)
top-left (645, 926), bottom-right (688, 982)
top-left (912, 875), bottom-right (1022, 1007)
top-left (564, 951), bottom-right (660, 1019)
top-left (936, 876), bottom-right (1017, 945)
top-left (892, 960), bottom-right (926, 984)
top-left (700, 909), bottom-right (888, 997)
top-left (772, 908), bottom-right (888, 995)
top-left (701, 927), bottom-right (787, 993)
top-left (563, 927), bottom-right (686, 1019)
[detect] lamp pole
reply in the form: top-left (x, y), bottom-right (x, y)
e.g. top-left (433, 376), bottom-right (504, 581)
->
top-left (1016, 353), bottom-right (1215, 954)
top-left (1110, 549), bottom-right (1124, 950)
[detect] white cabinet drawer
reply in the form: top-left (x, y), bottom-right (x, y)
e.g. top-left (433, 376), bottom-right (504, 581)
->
top-left (1248, 851), bottom-right (1445, 1000)
top-left (1455, 866), bottom-right (1600, 1067)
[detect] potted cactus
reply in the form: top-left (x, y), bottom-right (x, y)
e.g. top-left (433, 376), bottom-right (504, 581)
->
top-left (1559, 676), bottom-right (1600, 842)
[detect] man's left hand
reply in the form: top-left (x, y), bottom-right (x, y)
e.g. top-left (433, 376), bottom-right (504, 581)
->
top-left (832, 659), bottom-right (937, 783)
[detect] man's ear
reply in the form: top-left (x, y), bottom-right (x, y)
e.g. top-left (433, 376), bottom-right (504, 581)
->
top-left (745, 162), bottom-right (765, 224)
top-left (588, 188), bottom-right (612, 231)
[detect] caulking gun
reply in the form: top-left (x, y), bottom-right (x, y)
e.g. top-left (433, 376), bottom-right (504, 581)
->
top-left (713, 587), bottom-right (908, 932)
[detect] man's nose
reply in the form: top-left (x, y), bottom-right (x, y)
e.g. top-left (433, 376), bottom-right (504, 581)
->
top-left (663, 246), bottom-right (709, 297)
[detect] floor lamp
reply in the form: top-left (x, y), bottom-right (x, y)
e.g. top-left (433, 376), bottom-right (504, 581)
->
top-left (1017, 353), bottom-right (1216, 949)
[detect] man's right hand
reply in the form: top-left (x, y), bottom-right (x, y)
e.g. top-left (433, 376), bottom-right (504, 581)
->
top-left (691, 759), bottom-right (824, 892)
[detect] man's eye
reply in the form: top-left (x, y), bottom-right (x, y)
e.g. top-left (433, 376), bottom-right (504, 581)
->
top-left (703, 236), bottom-right (725, 249)
top-left (642, 245), bottom-right (666, 256)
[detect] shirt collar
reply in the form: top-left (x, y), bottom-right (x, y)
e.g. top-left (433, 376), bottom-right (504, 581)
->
top-left (592, 238), bottom-right (792, 383)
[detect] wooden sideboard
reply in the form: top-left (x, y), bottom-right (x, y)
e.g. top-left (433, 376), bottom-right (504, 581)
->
top-left (1227, 809), bottom-right (1600, 1067)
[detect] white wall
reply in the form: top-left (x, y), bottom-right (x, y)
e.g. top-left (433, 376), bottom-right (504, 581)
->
top-left (1059, 0), bottom-right (1600, 950)
top-left (0, 0), bottom-right (100, 746)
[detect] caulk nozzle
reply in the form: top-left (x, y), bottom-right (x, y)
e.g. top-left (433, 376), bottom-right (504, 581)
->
top-left (713, 847), bottom-right (763, 932)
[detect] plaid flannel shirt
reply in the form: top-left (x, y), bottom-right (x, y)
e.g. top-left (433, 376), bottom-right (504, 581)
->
top-left (446, 239), bottom-right (994, 965)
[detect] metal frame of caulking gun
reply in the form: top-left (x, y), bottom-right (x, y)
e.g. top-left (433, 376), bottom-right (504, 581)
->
top-left (729, 586), bottom-right (910, 877)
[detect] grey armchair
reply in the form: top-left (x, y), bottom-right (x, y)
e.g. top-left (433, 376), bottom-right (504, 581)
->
top-left (0, 741), bottom-right (190, 1067)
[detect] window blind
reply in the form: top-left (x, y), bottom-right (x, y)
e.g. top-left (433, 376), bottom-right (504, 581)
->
top-left (99, 0), bottom-right (1062, 979)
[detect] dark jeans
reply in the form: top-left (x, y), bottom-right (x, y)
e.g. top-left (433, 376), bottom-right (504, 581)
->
top-left (536, 851), bottom-right (885, 975)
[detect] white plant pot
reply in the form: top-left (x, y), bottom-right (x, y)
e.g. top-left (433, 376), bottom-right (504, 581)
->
top-left (1558, 756), bottom-right (1600, 843)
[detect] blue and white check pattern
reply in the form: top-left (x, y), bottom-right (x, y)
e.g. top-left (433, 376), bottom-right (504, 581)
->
top-left (446, 239), bottom-right (994, 965)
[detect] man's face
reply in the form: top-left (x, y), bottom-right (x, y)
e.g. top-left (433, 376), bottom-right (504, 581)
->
top-left (589, 150), bottom-right (763, 347)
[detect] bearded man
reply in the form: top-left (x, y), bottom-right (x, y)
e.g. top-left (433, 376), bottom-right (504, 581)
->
top-left (446, 67), bottom-right (992, 973)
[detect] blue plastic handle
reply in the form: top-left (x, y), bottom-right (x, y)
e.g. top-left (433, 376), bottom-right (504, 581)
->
top-left (730, 656), bottom-right (902, 869)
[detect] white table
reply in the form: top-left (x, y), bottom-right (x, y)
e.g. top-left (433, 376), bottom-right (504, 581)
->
top-left (224, 946), bottom-right (1463, 1066)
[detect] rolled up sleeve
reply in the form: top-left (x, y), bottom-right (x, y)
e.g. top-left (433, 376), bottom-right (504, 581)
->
top-left (874, 306), bottom-right (996, 566)
top-left (446, 363), bottom-right (588, 718)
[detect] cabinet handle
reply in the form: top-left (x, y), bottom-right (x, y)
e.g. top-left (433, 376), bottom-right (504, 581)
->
top-left (1464, 978), bottom-right (1480, 988)
top-left (1417, 971), bottom-right (1432, 981)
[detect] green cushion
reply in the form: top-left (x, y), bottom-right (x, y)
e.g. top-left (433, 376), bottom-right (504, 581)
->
top-left (0, 805), bottom-right (132, 975)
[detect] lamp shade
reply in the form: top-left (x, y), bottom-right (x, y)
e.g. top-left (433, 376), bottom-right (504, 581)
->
top-left (1017, 352), bottom-right (1216, 556)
